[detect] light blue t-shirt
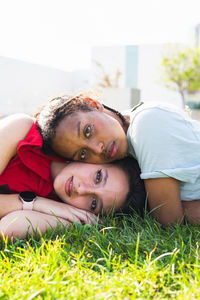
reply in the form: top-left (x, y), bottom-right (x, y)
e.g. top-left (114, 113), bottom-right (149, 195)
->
top-left (127, 102), bottom-right (200, 201)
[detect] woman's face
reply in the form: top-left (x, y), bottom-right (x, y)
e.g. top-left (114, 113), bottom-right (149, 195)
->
top-left (51, 110), bottom-right (128, 164)
top-left (53, 162), bottom-right (129, 215)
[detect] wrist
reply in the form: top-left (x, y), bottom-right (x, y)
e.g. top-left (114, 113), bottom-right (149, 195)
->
top-left (33, 197), bottom-right (53, 214)
top-left (32, 196), bottom-right (41, 212)
top-left (18, 191), bottom-right (37, 210)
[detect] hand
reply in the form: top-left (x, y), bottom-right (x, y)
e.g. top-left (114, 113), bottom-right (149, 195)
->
top-left (53, 203), bottom-right (99, 225)
top-left (33, 197), bottom-right (100, 225)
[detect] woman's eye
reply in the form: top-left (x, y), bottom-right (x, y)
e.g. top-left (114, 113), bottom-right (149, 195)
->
top-left (84, 125), bottom-right (92, 138)
top-left (91, 197), bottom-right (97, 211)
top-left (96, 169), bottom-right (102, 183)
top-left (80, 149), bottom-right (87, 161)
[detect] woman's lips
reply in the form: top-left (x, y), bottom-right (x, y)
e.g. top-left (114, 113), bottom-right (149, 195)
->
top-left (65, 176), bottom-right (73, 196)
top-left (107, 142), bottom-right (117, 159)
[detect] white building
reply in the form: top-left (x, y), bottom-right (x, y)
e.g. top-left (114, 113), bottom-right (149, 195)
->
top-left (92, 44), bottom-right (183, 108)
top-left (0, 56), bottom-right (90, 116)
top-left (195, 24), bottom-right (200, 47)
top-left (0, 43), bottom-right (190, 116)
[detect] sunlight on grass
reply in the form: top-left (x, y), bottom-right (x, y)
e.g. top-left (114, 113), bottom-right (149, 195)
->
top-left (0, 214), bottom-right (200, 299)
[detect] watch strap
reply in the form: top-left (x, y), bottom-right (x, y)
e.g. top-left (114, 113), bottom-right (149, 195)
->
top-left (21, 201), bottom-right (34, 210)
top-left (19, 192), bottom-right (37, 210)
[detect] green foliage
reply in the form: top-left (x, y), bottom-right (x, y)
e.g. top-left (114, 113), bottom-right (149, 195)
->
top-left (1, 214), bottom-right (200, 298)
top-left (160, 45), bottom-right (200, 106)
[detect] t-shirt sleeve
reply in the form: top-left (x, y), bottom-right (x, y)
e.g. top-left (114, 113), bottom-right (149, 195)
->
top-left (128, 107), bottom-right (200, 182)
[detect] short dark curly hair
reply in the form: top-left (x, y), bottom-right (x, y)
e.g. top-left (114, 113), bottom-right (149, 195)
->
top-left (35, 95), bottom-right (93, 155)
top-left (112, 156), bottom-right (147, 216)
top-left (35, 94), bottom-right (127, 155)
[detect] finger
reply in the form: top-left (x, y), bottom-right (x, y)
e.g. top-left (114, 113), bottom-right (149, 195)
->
top-left (71, 211), bottom-right (95, 225)
top-left (68, 207), bottom-right (99, 224)
top-left (67, 214), bottom-right (82, 224)
top-left (84, 212), bottom-right (99, 225)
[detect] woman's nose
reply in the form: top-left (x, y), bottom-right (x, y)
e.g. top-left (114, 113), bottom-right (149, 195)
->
top-left (89, 141), bottom-right (105, 154)
top-left (76, 182), bottom-right (94, 195)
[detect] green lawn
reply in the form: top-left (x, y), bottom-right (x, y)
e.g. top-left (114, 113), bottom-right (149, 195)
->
top-left (0, 213), bottom-right (200, 299)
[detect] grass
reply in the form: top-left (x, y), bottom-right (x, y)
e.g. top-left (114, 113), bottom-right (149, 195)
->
top-left (0, 212), bottom-right (200, 299)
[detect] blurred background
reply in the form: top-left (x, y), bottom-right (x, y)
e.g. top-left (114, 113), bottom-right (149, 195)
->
top-left (0, 0), bottom-right (200, 117)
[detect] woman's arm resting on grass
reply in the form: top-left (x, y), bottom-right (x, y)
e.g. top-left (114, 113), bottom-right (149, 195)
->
top-left (182, 200), bottom-right (200, 224)
top-left (33, 197), bottom-right (99, 225)
top-left (0, 210), bottom-right (70, 240)
top-left (0, 113), bottom-right (33, 174)
top-left (0, 194), bottom-right (98, 224)
top-left (0, 194), bottom-right (23, 218)
top-left (144, 177), bottom-right (184, 227)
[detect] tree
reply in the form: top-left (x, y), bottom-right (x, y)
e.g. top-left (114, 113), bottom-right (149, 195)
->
top-left (160, 45), bottom-right (200, 107)
top-left (93, 60), bottom-right (122, 88)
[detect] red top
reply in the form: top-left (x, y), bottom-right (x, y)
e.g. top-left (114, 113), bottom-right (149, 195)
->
top-left (0, 122), bottom-right (64, 198)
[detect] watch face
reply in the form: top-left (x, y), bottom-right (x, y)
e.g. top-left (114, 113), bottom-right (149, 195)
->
top-left (20, 191), bottom-right (36, 202)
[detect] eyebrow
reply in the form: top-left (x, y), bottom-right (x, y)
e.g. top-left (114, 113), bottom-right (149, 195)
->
top-left (70, 151), bottom-right (77, 160)
top-left (103, 169), bottom-right (108, 186)
top-left (98, 199), bottom-right (104, 215)
top-left (97, 169), bottom-right (108, 214)
top-left (70, 121), bottom-right (81, 160)
top-left (77, 121), bottom-right (81, 137)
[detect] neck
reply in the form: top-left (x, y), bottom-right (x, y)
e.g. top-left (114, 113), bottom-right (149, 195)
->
top-left (51, 161), bottom-right (68, 180)
top-left (122, 114), bottom-right (130, 132)
top-left (103, 105), bottom-right (130, 133)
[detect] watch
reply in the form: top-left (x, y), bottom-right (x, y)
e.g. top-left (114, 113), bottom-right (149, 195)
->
top-left (19, 191), bottom-right (37, 210)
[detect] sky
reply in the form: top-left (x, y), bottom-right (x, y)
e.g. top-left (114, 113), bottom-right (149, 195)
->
top-left (0, 0), bottom-right (200, 71)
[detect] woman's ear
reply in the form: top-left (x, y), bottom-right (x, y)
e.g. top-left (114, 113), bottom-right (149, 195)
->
top-left (94, 100), bottom-right (104, 111)
top-left (84, 97), bottom-right (104, 111)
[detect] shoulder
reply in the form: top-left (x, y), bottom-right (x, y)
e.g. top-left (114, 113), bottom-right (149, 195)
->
top-left (132, 102), bottom-right (184, 118)
top-left (0, 115), bottom-right (34, 175)
top-left (5, 113), bottom-right (33, 123)
top-left (0, 113), bottom-right (34, 133)
top-left (0, 113), bottom-right (33, 126)
top-left (0, 113), bottom-right (34, 143)
top-left (129, 102), bottom-right (188, 132)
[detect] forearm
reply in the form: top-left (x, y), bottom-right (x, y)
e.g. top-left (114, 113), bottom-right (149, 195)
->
top-left (0, 194), bottom-right (98, 224)
top-left (0, 194), bottom-right (69, 219)
top-left (145, 178), bottom-right (184, 227)
top-left (0, 210), bottom-right (70, 240)
top-left (33, 197), bottom-right (65, 215)
top-left (153, 200), bottom-right (184, 226)
top-left (0, 194), bottom-right (74, 219)
top-left (0, 194), bottom-right (22, 218)
top-left (182, 200), bottom-right (200, 224)
top-left (0, 194), bottom-right (68, 219)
